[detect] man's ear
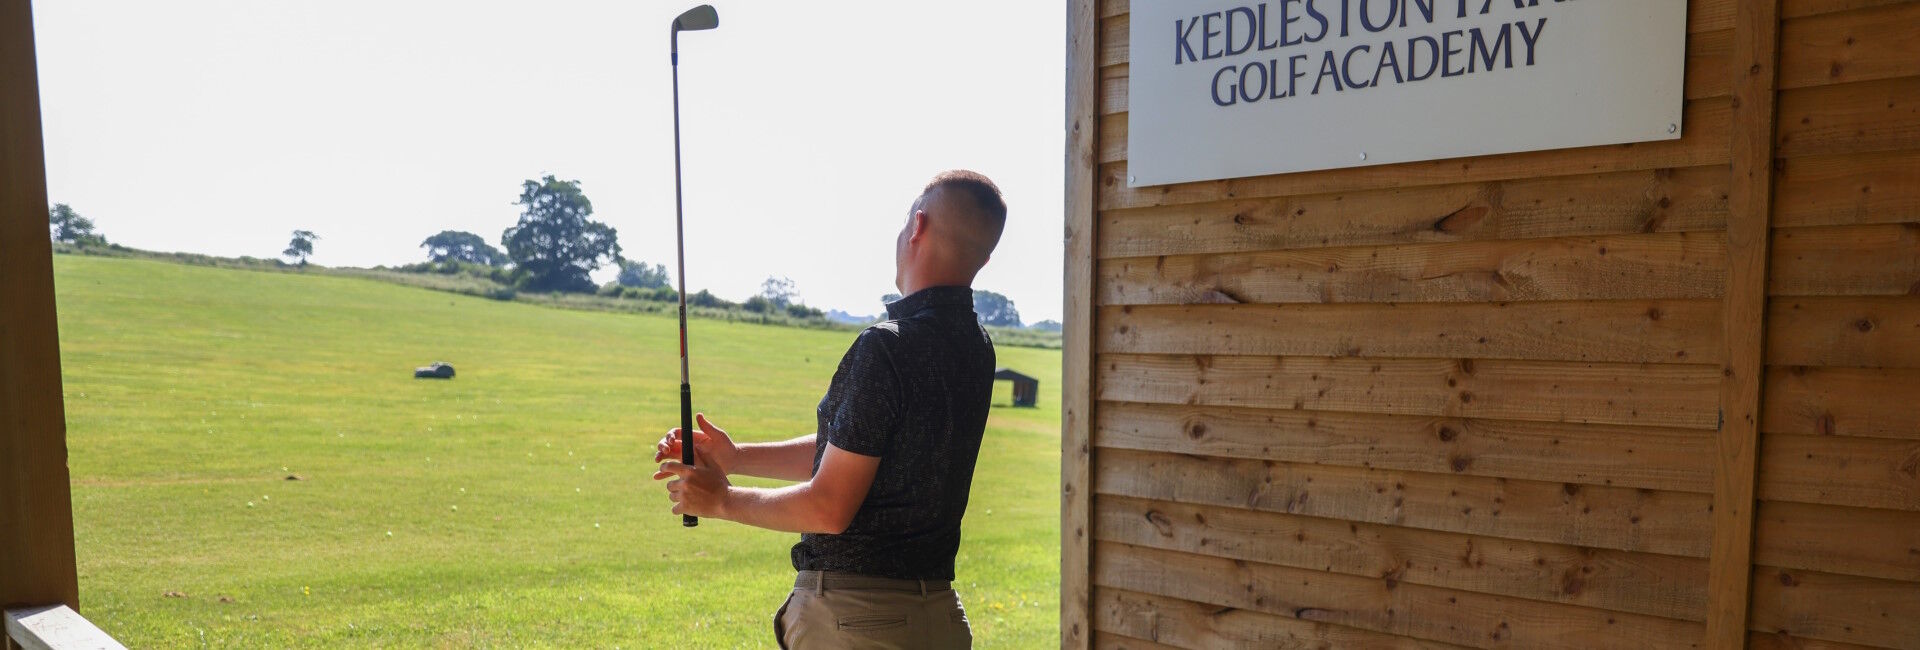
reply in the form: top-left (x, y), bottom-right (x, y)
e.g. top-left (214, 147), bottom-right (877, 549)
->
top-left (909, 210), bottom-right (931, 242)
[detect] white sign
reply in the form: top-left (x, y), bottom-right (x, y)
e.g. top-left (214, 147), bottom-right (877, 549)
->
top-left (1126, 0), bottom-right (1688, 187)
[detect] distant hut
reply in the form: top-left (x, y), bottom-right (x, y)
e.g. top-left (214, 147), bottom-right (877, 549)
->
top-left (993, 368), bottom-right (1038, 407)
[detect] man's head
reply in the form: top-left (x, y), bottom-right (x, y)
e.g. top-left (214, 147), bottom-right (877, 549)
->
top-left (894, 170), bottom-right (1007, 294)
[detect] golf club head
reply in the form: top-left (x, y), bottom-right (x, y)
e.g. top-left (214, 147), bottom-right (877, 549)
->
top-left (673, 5), bottom-right (719, 33)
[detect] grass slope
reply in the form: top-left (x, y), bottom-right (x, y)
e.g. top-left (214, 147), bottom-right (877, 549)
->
top-left (54, 255), bottom-right (1061, 648)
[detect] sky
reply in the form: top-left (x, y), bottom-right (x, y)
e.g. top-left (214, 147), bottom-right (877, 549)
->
top-left (32, 1), bottom-right (1067, 323)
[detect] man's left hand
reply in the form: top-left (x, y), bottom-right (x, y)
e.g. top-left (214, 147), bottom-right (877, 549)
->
top-left (654, 450), bottom-right (732, 519)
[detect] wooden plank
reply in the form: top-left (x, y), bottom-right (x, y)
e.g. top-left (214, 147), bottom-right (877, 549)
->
top-left (1100, 233), bottom-right (1728, 305)
top-left (1758, 433), bottom-right (1920, 511)
top-left (1767, 296), bottom-right (1920, 368)
top-left (1092, 401), bottom-right (1714, 493)
top-left (1097, 354), bottom-right (1723, 430)
top-left (1749, 631), bottom-right (1890, 650)
top-left (1095, 0), bottom-right (1126, 20)
top-left (1749, 566), bottom-right (1920, 649)
top-left (1774, 149), bottom-right (1920, 228)
top-left (1095, 496), bottom-right (1710, 621)
top-left (1098, 14), bottom-right (1126, 68)
top-left (1090, 631), bottom-right (1182, 650)
top-left (1064, 0), bottom-right (1098, 648)
top-left (1755, 500), bottom-right (1920, 582)
top-left (1098, 300), bottom-right (1723, 365)
top-left (1770, 223), bottom-right (1920, 296)
top-left (1707, 0), bottom-right (1785, 645)
top-left (1093, 448), bottom-right (1715, 557)
top-left (1093, 587), bottom-right (1471, 650)
top-left (1786, 0), bottom-right (1920, 19)
top-left (3, 605), bottom-right (126, 650)
top-left (1762, 366), bottom-right (1920, 440)
top-left (1778, 2), bottom-right (1920, 90)
top-left (0, 0), bottom-right (79, 613)
top-left (1776, 76), bottom-right (1920, 158)
top-left (1098, 64), bottom-right (1126, 116)
top-left (1099, 166), bottom-right (1732, 257)
top-left (1093, 541), bottom-right (1706, 650)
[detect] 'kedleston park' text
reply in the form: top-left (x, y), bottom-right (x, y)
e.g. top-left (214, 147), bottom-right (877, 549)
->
top-left (1175, 0), bottom-right (1566, 107)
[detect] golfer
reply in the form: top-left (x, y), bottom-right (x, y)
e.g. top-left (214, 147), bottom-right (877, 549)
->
top-left (653, 170), bottom-right (1007, 649)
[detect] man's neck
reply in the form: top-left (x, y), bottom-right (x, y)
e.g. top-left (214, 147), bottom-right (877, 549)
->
top-left (897, 271), bottom-right (973, 297)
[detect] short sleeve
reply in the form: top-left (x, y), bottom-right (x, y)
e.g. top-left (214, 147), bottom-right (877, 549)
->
top-left (824, 327), bottom-right (903, 458)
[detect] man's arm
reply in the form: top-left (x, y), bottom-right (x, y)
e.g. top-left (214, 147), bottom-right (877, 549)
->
top-left (653, 414), bottom-right (817, 482)
top-left (656, 442), bottom-right (878, 534)
top-left (729, 434), bottom-right (818, 482)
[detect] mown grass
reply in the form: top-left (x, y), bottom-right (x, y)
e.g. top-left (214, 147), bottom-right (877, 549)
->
top-left (54, 254), bottom-right (1061, 648)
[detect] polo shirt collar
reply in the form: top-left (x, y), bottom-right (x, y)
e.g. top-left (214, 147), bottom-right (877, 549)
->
top-left (886, 286), bottom-right (973, 319)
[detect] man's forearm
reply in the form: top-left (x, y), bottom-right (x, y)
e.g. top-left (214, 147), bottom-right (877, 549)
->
top-left (715, 483), bottom-right (848, 534)
top-left (729, 434), bottom-right (818, 481)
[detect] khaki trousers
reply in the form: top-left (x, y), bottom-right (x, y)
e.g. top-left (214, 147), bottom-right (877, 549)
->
top-left (773, 571), bottom-right (972, 649)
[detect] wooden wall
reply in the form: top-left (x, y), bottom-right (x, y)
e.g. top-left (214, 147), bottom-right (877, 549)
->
top-left (1060, 1), bottom-right (1920, 648)
top-left (0, 0), bottom-right (80, 612)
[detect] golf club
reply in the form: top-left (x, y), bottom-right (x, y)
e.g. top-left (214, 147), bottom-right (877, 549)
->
top-left (670, 4), bottom-right (717, 528)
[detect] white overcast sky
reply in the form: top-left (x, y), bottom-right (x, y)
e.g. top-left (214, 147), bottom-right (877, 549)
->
top-left (32, 1), bottom-right (1067, 322)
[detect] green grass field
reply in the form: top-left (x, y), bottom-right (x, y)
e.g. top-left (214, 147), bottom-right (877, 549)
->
top-left (53, 254), bottom-right (1061, 648)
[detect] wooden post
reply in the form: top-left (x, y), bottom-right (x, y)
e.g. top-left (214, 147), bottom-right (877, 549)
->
top-left (1707, 0), bottom-right (1782, 646)
top-left (1061, 0), bottom-right (1097, 647)
top-left (0, 0), bottom-right (80, 613)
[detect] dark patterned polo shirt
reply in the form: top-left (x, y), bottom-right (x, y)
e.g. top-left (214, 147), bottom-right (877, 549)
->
top-left (790, 285), bottom-right (996, 581)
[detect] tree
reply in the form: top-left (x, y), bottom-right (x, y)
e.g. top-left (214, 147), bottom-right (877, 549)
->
top-left (421, 230), bottom-right (505, 266)
top-left (1029, 319), bottom-right (1063, 332)
top-left (48, 203), bottom-right (104, 245)
top-left (973, 290), bottom-right (1021, 327)
top-left (617, 260), bottom-right (671, 289)
top-left (283, 230), bottom-right (318, 265)
top-left (501, 175), bottom-right (621, 293)
top-left (759, 276), bottom-right (798, 309)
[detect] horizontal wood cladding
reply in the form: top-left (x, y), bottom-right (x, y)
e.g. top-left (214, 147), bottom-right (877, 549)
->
top-left (1762, 366), bottom-right (1920, 440)
top-left (1101, 233), bottom-right (1726, 305)
top-left (1095, 495), bottom-right (1709, 620)
top-left (1773, 150), bottom-right (1920, 228)
top-left (1756, 500), bottom-right (1920, 582)
top-left (1767, 296), bottom-right (1920, 368)
top-left (1748, 565), bottom-right (1920, 649)
top-left (1092, 541), bottom-right (1705, 650)
top-left (1094, 587), bottom-right (1473, 650)
top-left (1097, 354), bottom-right (1722, 429)
top-left (1776, 76), bottom-right (1920, 158)
top-left (1778, 2), bottom-right (1920, 90)
top-left (1771, 223), bottom-right (1920, 296)
top-left (1785, 0), bottom-right (1920, 19)
top-left (1097, 301), bottom-right (1722, 364)
top-left (1748, 631), bottom-right (1891, 650)
top-left (1092, 401), bottom-right (1713, 493)
top-left (1759, 433), bottom-right (1920, 511)
top-left (1093, 448), bottom-right (1713, 557)
top-left (1093, 0), bottom-right (1738, 68)
top-left (1099, 166), bottom-right (1731, 258)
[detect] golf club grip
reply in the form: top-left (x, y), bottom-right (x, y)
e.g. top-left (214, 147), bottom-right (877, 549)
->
top-left (681, 383), bottom-right (697, 527)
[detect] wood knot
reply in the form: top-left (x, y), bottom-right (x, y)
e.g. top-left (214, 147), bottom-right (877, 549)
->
top-left (1778, 571), bottom-right (1799, 587)
top-left (1855, 319), bottom-right (1875, 333)
top-left (1437, 426), bottom-right (1459, 442)
top-left (1144, 510), bottom-right (1175, 537)
top-left (1449, 456), bottom-right (1473, 473)
top-left (1186, 422), bottom-right (1208, 440)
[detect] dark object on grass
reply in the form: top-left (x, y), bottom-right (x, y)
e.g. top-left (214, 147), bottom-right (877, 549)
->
top-left (993, 368), bottom-right (1038, 407)
top-left (413, 362), bottom-right (455, 379)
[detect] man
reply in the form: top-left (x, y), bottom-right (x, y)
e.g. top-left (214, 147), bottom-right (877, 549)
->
top-left (652, 170), bottom-right (1007, 649)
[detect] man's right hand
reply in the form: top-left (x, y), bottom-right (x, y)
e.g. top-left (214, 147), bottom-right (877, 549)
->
top-left (654, 412), bottom-right (739, 476)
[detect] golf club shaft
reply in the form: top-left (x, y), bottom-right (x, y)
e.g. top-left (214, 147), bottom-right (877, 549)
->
top-left (671, 45), bottom-right (697, 529)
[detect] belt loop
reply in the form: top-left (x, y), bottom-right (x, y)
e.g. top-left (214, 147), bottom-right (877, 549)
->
top-left (918, 579), bottom-right (927, 597)
top-left (816, 572), bottom-right (825, 595)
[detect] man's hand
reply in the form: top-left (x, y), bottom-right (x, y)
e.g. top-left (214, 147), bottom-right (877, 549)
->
top-left (654, 446), bottom-right (733, 519)
top-left (653, 412), bottom-right (739, 475)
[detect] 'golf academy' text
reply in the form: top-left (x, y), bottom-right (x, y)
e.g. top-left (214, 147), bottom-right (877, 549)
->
top-left (1176, 0), bottom-right (1564, 106)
